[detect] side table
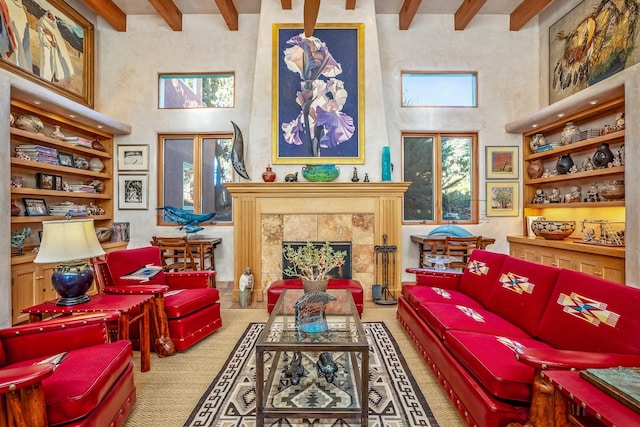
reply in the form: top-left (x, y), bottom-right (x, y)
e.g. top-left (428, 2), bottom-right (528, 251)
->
top-left (542, 370), bottom-right (640, 427)
top-left (22, 294), bottom-right (152, 372)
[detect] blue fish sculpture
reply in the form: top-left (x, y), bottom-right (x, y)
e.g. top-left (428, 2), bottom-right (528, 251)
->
top-left (156, 206), bottom-right (215, 234)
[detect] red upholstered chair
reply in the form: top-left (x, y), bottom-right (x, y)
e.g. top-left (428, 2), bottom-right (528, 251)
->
top-left (92, 246), bottom-right (222, 353)
top-left (0, 313), bottom-right (135, 427)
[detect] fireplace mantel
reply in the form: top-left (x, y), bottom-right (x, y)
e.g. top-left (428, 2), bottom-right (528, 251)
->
top-left (225, 182), bottom-right (411, 302)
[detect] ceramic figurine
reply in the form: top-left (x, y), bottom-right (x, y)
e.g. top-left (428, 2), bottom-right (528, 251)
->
top-left (549, 188), bottom-right (562, 203)
top-left (284, 172), bottom-right (298, 182)
top-left (363, 173), bottom-right (370, 182)
top-left (583, 183), bottom-right (600, 202)
top-left (351, 167), bottom-right (360, 182)
top-left (316, 352), bottom-right (338, 383)
top-left (615, 113), bottom-right (625, 131)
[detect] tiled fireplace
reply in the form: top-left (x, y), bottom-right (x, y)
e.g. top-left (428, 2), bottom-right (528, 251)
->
top-left (225, 182), bottom-right (410, 302)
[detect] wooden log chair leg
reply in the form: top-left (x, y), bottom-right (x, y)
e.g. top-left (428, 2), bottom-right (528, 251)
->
top-left (506, 371), bottom-right (570, 427)
top-left (151, 295), bottom-right (176, 357)
top-left (3, 383), bottom-right (48, 427)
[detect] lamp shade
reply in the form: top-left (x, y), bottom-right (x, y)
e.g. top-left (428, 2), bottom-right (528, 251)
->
top-left (35, 219), bottom-right (105, 263)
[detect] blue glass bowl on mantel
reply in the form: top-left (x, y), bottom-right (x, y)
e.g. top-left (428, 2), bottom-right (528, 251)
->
top-left (301, 164), bottom-right (340, 182)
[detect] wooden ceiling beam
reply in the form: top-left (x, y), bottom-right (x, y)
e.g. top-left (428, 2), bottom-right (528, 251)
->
top-left (148, 0), bottom-right (182, 31)
top-left (510, 0), bottom-right (553, 31)
top-left (346, 0), bottom-right (356, 10)
top-left (454, 0), bottom-right (487, 30)
top-left (215, 0), bottom-right (239, 31)
top-left (399, 0), bottom-right (422, 30)
top-left (79, 0), bottom-right (126, 31)
top-left (281, 0), bottom-right (292, 10)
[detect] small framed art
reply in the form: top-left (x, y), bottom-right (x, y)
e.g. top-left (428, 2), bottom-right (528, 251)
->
top-left (486, 182), bottom-right (519, 217)
top-left (118, 174), bottom-right (148, 209)
top-left (58, 152), bottom-right (74, 167)
top-left (36, 173), bottom-right (55, 190)
top-left (22, 198), bottom-right (49, 216)
top-left (486, 146), bottom-right (519, 179)
top-left (117, 145), bottom-right (149, 171)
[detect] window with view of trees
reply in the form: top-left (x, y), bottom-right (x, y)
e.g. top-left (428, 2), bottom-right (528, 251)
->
top-left (402, 133), bottom-right (478, 223)
top-left (158, 73), bottom-right (234, 109)
top-left (158, 134), bottom-right (233, 224)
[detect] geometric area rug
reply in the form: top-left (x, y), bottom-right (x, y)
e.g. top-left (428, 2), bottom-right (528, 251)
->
top-left (184, 322), bottom-right (440, 427)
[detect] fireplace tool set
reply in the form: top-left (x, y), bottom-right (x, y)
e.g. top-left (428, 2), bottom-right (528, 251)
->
top-left (374, 234), bottom-right (397, 305)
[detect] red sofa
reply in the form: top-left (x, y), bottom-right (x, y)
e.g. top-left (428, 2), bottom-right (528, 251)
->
top-left (93, 246), bottom-right (222, 352)
top-left (0, 313), bottom-right (135, 426)
top-left (267, 278), bottom-right (364, 316)
top-left (398, 249), bottom-right (640, 427)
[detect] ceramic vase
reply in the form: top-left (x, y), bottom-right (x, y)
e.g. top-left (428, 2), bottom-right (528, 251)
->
top-left (261, 165), bottom-right (276, 182)
top-left (556, 154), bottom-right (574, 175)
top-left (527, 159), bottom-right (544, 179)
top-left (592, 143), bottom-right (614, 168)
top-left (302, 279), bottom-right (328, 294)
top-left (11, 199), bottom-right (21, 216)
top-left (89, 157), bottom-right (104, 172)
top-left (301, 164), bottom-right (339, 182)
top-left (560, 122), bottom-right (580, 144)
top-left (48, 125), bottom-right (65, 140)
top-left (14, 114), bottom-right (44, 134)
top-left (381, 146), bottom-right (392, 181)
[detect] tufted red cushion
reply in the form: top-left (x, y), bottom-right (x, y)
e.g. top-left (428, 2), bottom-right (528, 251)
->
top-left (417, 302), bottom-right (530, 340)
top-left (163, 288), bottom-right (220, 319)
top-left (402, 285), bottom-right (483, 310)
top-left (457, 250), bottom-right (507, 307)
top-left (445, 330), bottom-right (554, 402)
top-left (105, 246), bottom-right (166, 286)
top-left (485, 257), bottom-right (561, 336)
top-left (536, 269), bottom-right (640, 354)
top-left (7, 341), bottom-right (132, 426)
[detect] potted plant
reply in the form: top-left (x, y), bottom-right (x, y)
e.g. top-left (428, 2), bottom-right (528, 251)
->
top-left (283, 241), bottom-right (347, 293)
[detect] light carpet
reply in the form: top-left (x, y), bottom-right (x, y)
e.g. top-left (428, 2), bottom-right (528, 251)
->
top-left (123, 308), bottom-right (463, 427)
top-left (185, 321), bottom-right (439, 427)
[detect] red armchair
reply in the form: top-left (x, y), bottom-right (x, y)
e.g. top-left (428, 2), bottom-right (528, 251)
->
top-left (93, 246), bottom-right (222, 353)
top-left (0, 313), bottom-right (135, 427)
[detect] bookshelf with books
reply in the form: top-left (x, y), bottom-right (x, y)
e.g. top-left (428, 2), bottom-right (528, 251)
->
top-left (9, 96), bottom-right (130, 324)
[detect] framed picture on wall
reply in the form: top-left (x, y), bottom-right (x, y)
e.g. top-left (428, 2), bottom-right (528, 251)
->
top-left (118, 174), bottom-right (148, 210)
top-left (272, 23), bottom-right (364, 165)
top-left (0, 0), bottom-right (94, 106)
top-left (486, 181), bottom-right (519, 217)
top-left (117, 145), bottom-right (149, 171)
top-left (485, 146), bottom-right (519, 179)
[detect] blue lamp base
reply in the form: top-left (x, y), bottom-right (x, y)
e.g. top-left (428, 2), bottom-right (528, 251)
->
top-left (51, 261), bottom-right (94, 306)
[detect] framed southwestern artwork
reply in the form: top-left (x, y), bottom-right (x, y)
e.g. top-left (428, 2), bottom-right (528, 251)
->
top-left (549, 0), bottom-right (640, 103)
top-left (485, 146), bottom-right (519, 179)
top-left (486, 182), bottom-right (519, 217)
top-left (0, 0), bottom-right (94, 106)
top-left (272, 23), bottom-right (364, 164)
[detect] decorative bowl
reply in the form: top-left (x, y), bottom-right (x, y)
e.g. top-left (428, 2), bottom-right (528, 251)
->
top-left (301, 164), bottom-right (340, 182)
top-left (95, 227), bottom-right (112, 243)
top-left (531, 220), bottom-right (576, 240)
top-left (598, 180), bottom-right (625, 200)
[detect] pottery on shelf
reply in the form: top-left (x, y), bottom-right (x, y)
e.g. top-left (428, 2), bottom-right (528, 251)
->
top-left (89, 157), bottom-right (104, 172)
top-left (598, 180), bottom-right (625, 200)
top-left (48, 125), bottom-right (65, 140)
top-left (74, 156), bottom-right (89, 170)
top-left (592, 143), bottom-right (615, 168)
top-left (301, 164), bottom-right (340, 182)
top-left (531, 220), bottom-right (576, 240)
top-left (529, 133), bottom-right (547, 152)
top-left (11, 199), bottom-right (21, 216)
top-left (261, 165), bottom-right (276, 182)
top-left (560, 121), bottom-right (579, 144)
top-left (556, 154), bottom-right (574, 175)
top-left (9, 113), bottom-right (14, 126)
top-left (92, 140), bottom-right (106, 151)
top-left (527, 159), bottom-right (544, 179)
top-left (14, 114), bottom-right (44, 134)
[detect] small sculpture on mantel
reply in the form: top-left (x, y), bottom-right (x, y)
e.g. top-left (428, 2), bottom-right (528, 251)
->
top-left (351, 167), bottom-right (360, 182)
top-left (284, 172), bottom-right (298, 182)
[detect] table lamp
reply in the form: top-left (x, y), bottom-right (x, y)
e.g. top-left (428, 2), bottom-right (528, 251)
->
top-left (34, 219), bottom-right (105, 306)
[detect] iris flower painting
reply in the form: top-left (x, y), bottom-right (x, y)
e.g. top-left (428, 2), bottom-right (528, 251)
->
top-left (273, 24), bottom-right (363, 163)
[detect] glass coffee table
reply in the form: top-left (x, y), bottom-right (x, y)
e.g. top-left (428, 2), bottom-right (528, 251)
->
top-left (256, 289), bottom-right (369, 426)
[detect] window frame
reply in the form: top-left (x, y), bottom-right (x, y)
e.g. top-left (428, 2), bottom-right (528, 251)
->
top-left (401, 71), bottom-right (478, 108)
top-left (402, 132), bottom-right (479, 225)
top-left (157, 133), bottom-right (234, 226)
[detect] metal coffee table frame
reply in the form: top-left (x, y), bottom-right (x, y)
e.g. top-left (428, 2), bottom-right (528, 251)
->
top-left (255, 289), bottom-right (369, 426)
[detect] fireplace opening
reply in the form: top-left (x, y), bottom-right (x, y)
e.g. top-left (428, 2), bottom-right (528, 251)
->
top-left (282, 241), bottom-right (352, 279)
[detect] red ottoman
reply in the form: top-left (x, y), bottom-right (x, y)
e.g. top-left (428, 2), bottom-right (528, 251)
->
top-left (267, 278), bottom-right (363, 316)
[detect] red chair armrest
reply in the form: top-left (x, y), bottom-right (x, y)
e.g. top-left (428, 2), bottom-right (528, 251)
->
top-left (103, 284), bottom-right (169, 295)
top-left (405, 267), bottom-right (463, 289)
top-left (515, 348), bottom-right (640, 370)
top-left (0, 364), bottom-right (56, 394)
top-left (165, 271), bottom-right (215, 289)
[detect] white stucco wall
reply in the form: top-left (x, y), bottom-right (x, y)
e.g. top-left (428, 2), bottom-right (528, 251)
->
top-left (94, 4), bottom-right (541, 284)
